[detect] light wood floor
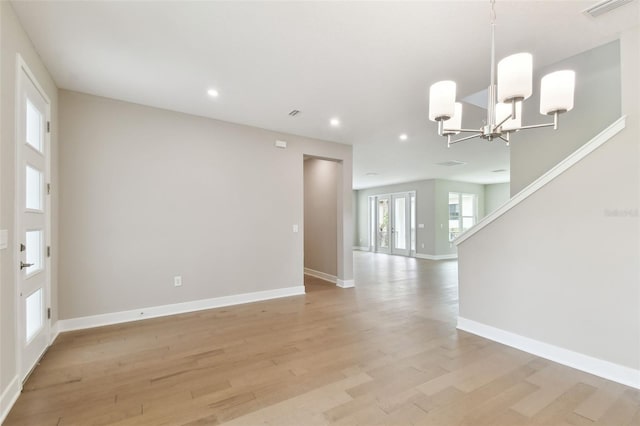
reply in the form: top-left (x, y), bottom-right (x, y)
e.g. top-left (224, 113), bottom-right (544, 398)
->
top-left (5, 252), bottom-right (640, 425)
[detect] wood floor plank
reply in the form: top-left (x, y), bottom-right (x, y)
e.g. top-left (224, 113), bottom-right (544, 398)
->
top-left (5, 253), bottom-right (639, 426)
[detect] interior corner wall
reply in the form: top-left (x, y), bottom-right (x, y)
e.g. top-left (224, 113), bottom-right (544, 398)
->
top-left (0, 0), bottom-right (58, 412)
top-left (433, 180), bottom-right (485, 256)
top-left (304, 158), bottom-right (338, 277)
top-left (510, 40), bottom-right (621, 195)
top-left (58, 90), bottom-right (352, 320)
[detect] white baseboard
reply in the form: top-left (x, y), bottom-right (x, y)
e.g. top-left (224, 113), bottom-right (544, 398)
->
top-left (304, 268), bottom-right (337, 284)
top-left (57, 286), bottom-right (305, 333)
top-left (336, 279), bottom-right (355, 288)
top-left (353, 246), bottom-right (369, 251)
top-left (457, 317), bottom-right (640, 390)
top-left (415, 253), bottom-right (458, 260)
top-left (0, 375), bottom-right (21, 424)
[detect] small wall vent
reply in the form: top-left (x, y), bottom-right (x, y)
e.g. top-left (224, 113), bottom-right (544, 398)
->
top-left (288, 110), bottom-right (301, 117)
top-left (583, 0), bottom-right (634, 17)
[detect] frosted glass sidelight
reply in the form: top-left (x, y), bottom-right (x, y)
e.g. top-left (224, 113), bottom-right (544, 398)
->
top-left (540, 70), bottom-right (575, 115)
top-left (497, 53), bottom-right (533, 102)
top-left (429, 81), bottom-right (456, 121)
top-left (25, 288), bottom-right (43, 342)
top-left (26, 99), bottom-right (43, 153)
top-left (25, 230), bottom-right (43, 275)
top-left (26, 165), bottom-right (43, 211)
top-left (496, 102), bottom-right (522, 131)
top-left (443, 103), bottom-right (463, 135)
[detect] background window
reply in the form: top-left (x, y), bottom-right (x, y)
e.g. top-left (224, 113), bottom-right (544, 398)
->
top-left (449, 192), bottom-right (476, 241)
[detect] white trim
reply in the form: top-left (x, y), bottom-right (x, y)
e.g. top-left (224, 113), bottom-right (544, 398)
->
top-left (415, 253), bottom-right (458, 260)
top-left (455, 116), bottom-right (627, 246)
top-left (336, 279), bottom-right (355, 288)
top-left (457, 317), bottom-right (640, 390)
top-left (50, 321), bottom-right (61, 345)
top-left (352, 246), bottom-right (369, 251)
top-left (0, 375), bottom-right (21, 424)
top-left (304, 268), bottom-right (337, 284)
top-left (56, 286), bottom-right (305, 333)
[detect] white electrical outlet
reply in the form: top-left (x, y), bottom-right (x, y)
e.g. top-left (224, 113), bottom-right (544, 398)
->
top-left (174, 276), bottom-right (182, 287)
top-left (421, 243), bottom-right (425, 248)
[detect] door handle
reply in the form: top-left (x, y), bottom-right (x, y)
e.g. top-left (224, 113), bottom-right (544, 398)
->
top-left (20, 262), bottom-right (34, 270)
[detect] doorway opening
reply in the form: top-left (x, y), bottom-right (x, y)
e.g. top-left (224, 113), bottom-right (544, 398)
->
top-left (303, 156), bottom-right (341, 290)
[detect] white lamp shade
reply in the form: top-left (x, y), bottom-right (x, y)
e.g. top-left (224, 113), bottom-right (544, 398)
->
top-left (497, 53), bottom-right (533, 102)
top-left (429, 80), bottom-right (456, 121)
top-left (540, 70), bottom-right (575, 115)
top-left (443, 103), bottom-right (463, 135)
top-left (496, 102), bottom-right (522, 131)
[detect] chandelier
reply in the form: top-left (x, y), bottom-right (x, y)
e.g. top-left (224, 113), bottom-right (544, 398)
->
top-left (428, 0), bottom-right (576, 147)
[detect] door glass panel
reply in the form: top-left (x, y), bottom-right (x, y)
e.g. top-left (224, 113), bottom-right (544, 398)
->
top-left (25, 230), bottom-right (43, 275)
top-left (394, 197), bottom-right (406, 250)
top-left (462, 217), bottom-right (475, 231)
top-left (25, 288), bottom-right (43, 342)
top-left (377, 198), bottom-right (389, 248)
top-left (26, 165), bottom-right (43, 211)
top-left (369, 198), bottom-right (376, 249)
top-left (26, 99), bottom-right (43, 153)
top-left (410, 195), bottom-right (416, 252)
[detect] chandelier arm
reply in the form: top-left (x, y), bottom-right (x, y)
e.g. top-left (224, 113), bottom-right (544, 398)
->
top-left (495, 113), bottom-right (514, 130)
top-left (511, 111), bottom-right (560, 131)
top-left (447, 133), bottom-right (482, 146)
top-left (445, 128), bottom-right (484, 134)
top-left (498, 135), bottom-right (509, 144)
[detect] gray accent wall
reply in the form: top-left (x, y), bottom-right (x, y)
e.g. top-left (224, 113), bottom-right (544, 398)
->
top-left (304, 158), bottom-right (338, 277)
top-left (1, 1), bottom-right (59, 406)
top-left (510, 41), bottom-right (621, 195)
top-left (58, 90), bottom-right (353, 320)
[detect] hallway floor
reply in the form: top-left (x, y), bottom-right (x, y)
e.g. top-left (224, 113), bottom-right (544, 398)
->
top-left (5, 252), bottom-right (639, 425)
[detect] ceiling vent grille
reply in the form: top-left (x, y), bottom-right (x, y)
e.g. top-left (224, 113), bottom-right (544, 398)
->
top-left (583, 0), bottom-right (634, 17)
top-left (436, 160), bottom-right (467, 167)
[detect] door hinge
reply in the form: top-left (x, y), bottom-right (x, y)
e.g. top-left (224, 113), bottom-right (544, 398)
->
top-left (47, 246), bottom-right (51, 258)
top-left (47, 307), bottom-right (51, 319)
top-left (47, 183), bottom-right (51, 195)
top-left (47, 121), bottom-right (50, 133)
top-left (20, 243), bottom-right (25, 252)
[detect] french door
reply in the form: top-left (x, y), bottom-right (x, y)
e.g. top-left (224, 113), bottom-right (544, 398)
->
top-left (369, 192), bottom-right (415, 256)
top-left (17, 58), bottom-right (51, 381)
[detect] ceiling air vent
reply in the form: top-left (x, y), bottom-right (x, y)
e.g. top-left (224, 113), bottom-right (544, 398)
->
top-left (583, 0), bottom-right (634, 17)
top-left (288, 109), bottom-right (301, 117)
top-left (436, 160), bottom-right (467, 167)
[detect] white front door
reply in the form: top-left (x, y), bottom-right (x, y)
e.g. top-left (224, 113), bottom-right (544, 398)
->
top-left (375, 195), bottom-right (390, 253)
top-left (17, 59), bottom-right (51, 380)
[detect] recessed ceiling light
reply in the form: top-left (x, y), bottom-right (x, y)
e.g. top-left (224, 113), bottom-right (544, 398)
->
top-left (330, 118), bottom-right (340, 127)
top-left (399, 134), bottom-right (408, 141)
top-left (207, 89), bottom-right (219, 97)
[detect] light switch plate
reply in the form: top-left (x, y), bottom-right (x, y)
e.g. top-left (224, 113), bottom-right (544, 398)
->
top-left (0, 230), bottom-right (7, 250)
top-left (292, 224), bottom-right (299, 233)
top-left (418, 224), bottom-right (425, 229)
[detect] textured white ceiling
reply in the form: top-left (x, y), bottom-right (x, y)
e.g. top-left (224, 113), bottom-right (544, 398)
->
top-left (11, 0), bottom-right (638, 189)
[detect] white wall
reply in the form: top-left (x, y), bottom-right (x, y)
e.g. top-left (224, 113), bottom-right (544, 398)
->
top-left (458, 28), bottom-right (639, 380)
top-left (0, 1), bottom-right (59, 418)
top-left (58, 90), bottom-right (352, 320)
top-left (510, 41), bottom-right (621, 195)
top-left (484, 183), bottom-right (510, 214)
top-left (304, 158), bottom-right (338, 277)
